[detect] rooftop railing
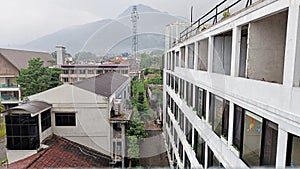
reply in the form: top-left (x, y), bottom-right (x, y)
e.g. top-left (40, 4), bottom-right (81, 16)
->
top-left (179, 0), bottom-right (254, 43)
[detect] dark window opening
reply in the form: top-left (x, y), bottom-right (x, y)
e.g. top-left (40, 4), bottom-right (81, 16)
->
top-left (5, 114), bottom-right (39, 150)
top-left (209, 94), bottom-right (229, 139)
top-left (55, 113), bottom-right (76, 126)
top-left (194, 129), bottom-right (205, 165)
top-left (41, 109), bottom-right (51, 132)
top-left (286, 134), bottom-right (300, 167)
top-left (234, 105), bottom-right (278, 167)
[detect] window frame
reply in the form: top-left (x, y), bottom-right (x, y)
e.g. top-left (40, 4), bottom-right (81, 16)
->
top-left (55, 112), bottom-right (76, 126)
top-left (41, 109), bottom-right (51, 132)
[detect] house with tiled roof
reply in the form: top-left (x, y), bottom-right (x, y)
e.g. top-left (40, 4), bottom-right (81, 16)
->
top-left (0, 48), bottom-right (53, 109)
top-left (2, 72), bottom-right (132, 168)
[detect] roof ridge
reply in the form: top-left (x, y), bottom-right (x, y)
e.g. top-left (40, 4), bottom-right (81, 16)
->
top-left (0, 48), bottom-right (49, 54)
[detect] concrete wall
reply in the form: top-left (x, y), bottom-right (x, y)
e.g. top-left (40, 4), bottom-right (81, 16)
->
top-left (247, 11), bottom-right (288, 83)
top-left (29, 84), bottom-right (112, 154)
top-left (0, 55), bottom-right (19, 76)
top-left (198, 38), bottom-right (208, 71)
top-left (294, 9), bottom-right (300, 87)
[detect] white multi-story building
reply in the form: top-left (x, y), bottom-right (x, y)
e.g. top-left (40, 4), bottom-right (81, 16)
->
top-left (164, 0), bottom-right (300, 168)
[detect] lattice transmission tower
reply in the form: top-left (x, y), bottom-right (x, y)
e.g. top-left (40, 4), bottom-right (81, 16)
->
top-left (130, 5), bottom-right (139, 70)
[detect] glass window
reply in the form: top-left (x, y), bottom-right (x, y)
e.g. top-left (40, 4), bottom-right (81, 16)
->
top-left (185, 117), bottom-right (192, 145)
top-left (194, 129), bottom-right (205, 165)
top-left (88, 69), bottom-right (94, 74)
top-left (55, 113), bottom-right (76, 126)
top-left (79, 69), bottom-right (85, 74)
top-left (63, 69), bottom-right (69, 74)
top-left (5, 114), bottom-right (39, 150)
top-left (262, 120), bottom-right (278, 166)
top-left (179, 141), bottom-right (183, 162)
top-left (41, 110), bottom-right (51, 132)
top-left (188, 43), bottom-right (195, 69)
top-left (209, 94), bottom-right (229, 138)
top-left (242, 111), bottom-right (263, 166)
top-left (179, 109), bottom-right (185, 130)
top-left (208, 146), bottom-right (222, 168)
top-left (233, 105), bottom-right (243, 150)
top-left (196, 87), bottom-right (206, 119)
top-left (184, 152), bottom-right (191, 169)
top-left (286, 134), bottom-right (300, 167)
top-left (176, 52), bottom-right (180, 67)
top-left (175, 77), bottom-right (179, 93)
top-left (180, 46), bottom-right (185, 68)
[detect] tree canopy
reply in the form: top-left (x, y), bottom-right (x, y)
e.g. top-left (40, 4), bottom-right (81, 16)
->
top-left (0, 102), bottom-right (4, 113)
top-left (16, 58), bottom-right (62, 97)
top-left (140, 53), bottom-right (163, 69)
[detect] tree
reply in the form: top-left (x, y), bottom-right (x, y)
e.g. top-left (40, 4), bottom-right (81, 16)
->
top-left (0, 102), bottom-right (4, 113)
top-left (17, 58), bottom-right (62, 97)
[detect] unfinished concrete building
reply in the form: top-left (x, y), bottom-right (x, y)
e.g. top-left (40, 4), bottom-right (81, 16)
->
top-left (164, 0), bottom-right (300, 168)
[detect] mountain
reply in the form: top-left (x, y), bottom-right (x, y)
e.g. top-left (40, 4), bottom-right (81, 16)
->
top-left (117, 4), bottom-right (161, 18)
top-left (21, 4), bottom-right (187, 55)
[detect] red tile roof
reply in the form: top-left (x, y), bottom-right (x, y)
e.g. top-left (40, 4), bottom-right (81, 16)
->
top-left (8, 135), bottom-right (111, 169)
top-left (145, 74), bottom-right (157, 78)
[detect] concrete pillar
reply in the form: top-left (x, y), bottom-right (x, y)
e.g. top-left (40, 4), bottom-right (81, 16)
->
top-left (205, 91), bottom-right (210, 122)
top-left (283, 1), bottom-right (300, 87)
top-left (194, 41), bottom-right (199, 70)
top-left (56, 46), bottom-right (66, 65)
top-left (230, 26), bottom-right (241, 77)
top-left (185, 45), bottom-right (189, 68)
top-left (275, 128), bottom-right (288, 168)
top-left (179, 49), bottom-right (182, 68)
top-left (207, 36), bottom-right (214, 73)
top-left (204, 143), bottom-right (208, 169)
top-left (227, 102), bottom-right (234, 146)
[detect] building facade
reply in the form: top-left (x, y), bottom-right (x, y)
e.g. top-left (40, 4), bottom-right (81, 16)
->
top-left (3, 72), bottom-right (131, 168)
top-left (164, 0), bottom-right (300, 168)
top-left (59, 64), bottom-right (130, 83)
top-left (0, 48), bottom-right (53, 109)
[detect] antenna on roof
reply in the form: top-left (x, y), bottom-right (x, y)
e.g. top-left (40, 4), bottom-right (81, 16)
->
top-left (190, 6), bottom-right (193, 25)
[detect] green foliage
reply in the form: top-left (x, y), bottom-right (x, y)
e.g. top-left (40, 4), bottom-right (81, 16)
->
top-left (0, 102), bottom-right (4, 113)
top-left (0, 158), bottom-right (8, 166)
top-left (127, 109), bottom-right (147, 138)
top-left (223, 9), bottom-right (231, 18)
top-left (16, 58), bottom-right (62, 97)
top-left (0, 119), bottom-right (5, 139)
top-left (146, 77), bottom-right (162, 84)
top-left (140, 53), bottom-right (163, 69)
top-left (128, 136), bottom-right (139, 159)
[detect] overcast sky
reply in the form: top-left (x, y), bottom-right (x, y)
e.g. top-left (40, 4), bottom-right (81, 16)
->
top-left (0, 0), bottom-right (220, 46)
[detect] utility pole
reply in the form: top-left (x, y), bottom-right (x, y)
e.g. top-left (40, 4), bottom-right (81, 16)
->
top-left (131, 5), bottom-right (139, 73)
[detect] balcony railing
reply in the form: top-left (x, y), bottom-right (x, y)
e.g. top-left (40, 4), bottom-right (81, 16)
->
top-left (0, 84), bottom-right (18, 88)
top-left (179, 0), bottom-right (254, 43)
top-left (1, 95), bottom-right (18, 101)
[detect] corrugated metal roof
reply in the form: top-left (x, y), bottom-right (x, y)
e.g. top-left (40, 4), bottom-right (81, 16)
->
top-left (0, 48), bottom-right (53, 70)
top-left (9, 100), bottom-right (51, 115)
top-left (74, 72), bottom-right (130, 97)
